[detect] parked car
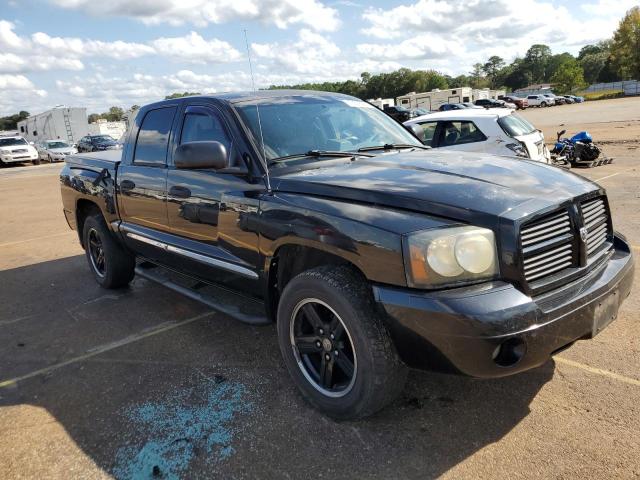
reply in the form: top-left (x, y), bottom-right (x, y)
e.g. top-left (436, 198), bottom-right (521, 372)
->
top-left (36, 139), bottom-right (77, 162)
top-left (474, 98), bottom-right (516, 109)
top-left (438, 103), bottom-right (468, 111)
top-left (541, 94), bottom-right (558, 106)
top-left (461, 102), bottom-right (483, 109)
top-left (60, 91), bottom-right (634, 419)
top-left (383, 105), bottom-right (411, 122)
top-left (562, 95), bottom-right (575, 104)
top-left (77, 134), bottom-right (120, 153)
top-left (409, 107), bottom-right (430, 118)
top-left (502, 95), bottom-right (528, 110)
top-left (0, 134), bottom-right (39, 165)
top-left (552, 95), bottom-right (567, 105)
top-left (404, 108), bottom-right (551, 163)
top-left (526, 94), bottom-right (551, 107)
top-left (565, 95), bottom-right (585, 103)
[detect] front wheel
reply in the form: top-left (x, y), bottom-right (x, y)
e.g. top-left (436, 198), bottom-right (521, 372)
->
top-left (82, 213), bottom-right (135, 288)
top-left (277, 266), bottom-right (407, 420)
top-left (541, 101), bottom-right (547, 107)
top-left (32, 158), bottom-right (41, 165)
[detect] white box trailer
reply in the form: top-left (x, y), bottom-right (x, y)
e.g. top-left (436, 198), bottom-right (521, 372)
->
top-left (472, 88), bottom-right (507, 101)
top-left (17, 107), bottom-right (89, 144)
top-left (396, 88), bottom-right (473, 111)
top-left (367, 98), bottom-right (395, 109)
top-left (88, 120), bottom-right (127, 140)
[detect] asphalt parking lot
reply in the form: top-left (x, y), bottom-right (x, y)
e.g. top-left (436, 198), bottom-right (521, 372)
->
top-left (1, 97), bottom-right (639, 479)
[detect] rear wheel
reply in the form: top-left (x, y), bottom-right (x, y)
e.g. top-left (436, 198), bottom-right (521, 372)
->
top-left (541, 101), bottom-right (547, 107)
top-left (82, 213), bottom-right (135, 288)
top-left (277, 266), bottom-right (407, 419)
top-left (32, 158), bottom-right (41, 165)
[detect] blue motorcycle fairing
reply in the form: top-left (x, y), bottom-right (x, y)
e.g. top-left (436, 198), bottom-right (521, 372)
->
top-left (570, 131), bottom-right (592, 143)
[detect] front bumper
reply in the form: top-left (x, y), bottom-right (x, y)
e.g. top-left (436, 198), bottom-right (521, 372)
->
top-left (374, 234), bottom-right (634, 378)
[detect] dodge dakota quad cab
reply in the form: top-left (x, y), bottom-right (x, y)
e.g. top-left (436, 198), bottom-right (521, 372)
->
top-left (60, 91), bottom-right (634, 419)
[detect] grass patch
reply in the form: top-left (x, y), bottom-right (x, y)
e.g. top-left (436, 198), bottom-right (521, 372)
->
top-left (579, 89), bottom-right (625, 101)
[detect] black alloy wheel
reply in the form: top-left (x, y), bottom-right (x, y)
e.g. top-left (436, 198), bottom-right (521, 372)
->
top-left (87, 227), bottom-right (106, 277)
top-left (290, 298), bottom-right (357, 397)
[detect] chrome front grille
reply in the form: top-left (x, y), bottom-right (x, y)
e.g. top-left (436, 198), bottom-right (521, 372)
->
top-left (580, 197), bottom-right (610, 258)
top-left (521, 209), bottom-right (575, 283)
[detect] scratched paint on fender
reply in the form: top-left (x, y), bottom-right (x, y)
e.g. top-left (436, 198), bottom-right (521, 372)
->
top-left (113, 378), bottom-right (252, 480)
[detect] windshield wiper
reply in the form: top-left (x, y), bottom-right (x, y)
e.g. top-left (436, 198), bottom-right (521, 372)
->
top-left (357, 143), bottom-right (430, 152)
top-left (268, 150), bottom-right (373, 166)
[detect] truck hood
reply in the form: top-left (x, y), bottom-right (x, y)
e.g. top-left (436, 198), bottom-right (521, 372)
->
top-left (271, 150), bottom-right (599, 222)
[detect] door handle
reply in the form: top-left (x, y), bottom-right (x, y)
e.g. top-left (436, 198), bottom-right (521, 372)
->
top-left (169, 185), bottom-right (192, 199)
top-left (120, 179), bottom-right (135, 192)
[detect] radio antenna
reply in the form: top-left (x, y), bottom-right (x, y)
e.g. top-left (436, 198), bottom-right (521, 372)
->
top-left (243, 29), bottom-right (271, 193)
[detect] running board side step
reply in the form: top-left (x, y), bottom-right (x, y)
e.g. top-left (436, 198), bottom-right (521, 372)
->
top-left (134, 262), bottom-right (271, 326)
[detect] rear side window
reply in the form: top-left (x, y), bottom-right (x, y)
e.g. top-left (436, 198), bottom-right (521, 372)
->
top-left (527, 95), bottom-right (537, 99)
top-left (440, 121), bottom-right (487, 146)
top-left (180, 111), bottom-right (231, 152)
top-left (134, 107), bottom-right (177, 166)
top-left (416, 122), bottom-right (438, 146)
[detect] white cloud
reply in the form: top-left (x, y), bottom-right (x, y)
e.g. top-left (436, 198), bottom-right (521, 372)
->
top-left (0, 21), bottom-right (243, 74)
top-left (0, 73), bottom-right (34, 89)
top-left (358, 0), bottom-right (634, 74)
top-left (357, 34), bottom-right (459, 60)
top-left (151, 32), bottom-right (241, 64)
top-left (0, 74), bottom-right (47, 116)
top-left (49, 0), bottom-right (341, 31)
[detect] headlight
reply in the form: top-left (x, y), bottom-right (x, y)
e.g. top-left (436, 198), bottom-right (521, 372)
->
top-left (404, 226), bottom-right (499, 288)
top-left (506, 142), bottom-right (529, 158)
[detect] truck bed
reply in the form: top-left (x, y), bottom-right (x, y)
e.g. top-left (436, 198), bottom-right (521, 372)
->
top-left (65, 150), bottom-right (122, 170)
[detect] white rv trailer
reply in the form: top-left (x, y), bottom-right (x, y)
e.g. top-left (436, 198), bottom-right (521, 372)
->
top-left (396, 88), bottom-right (473, 111)
top-left (472, 88), bottom-right (507, 101)
top-left (88, 119), bottom-right (127, 140)
top-left (367, 98), bottom-right (396, 109)
top-left (17, 106), bottom-right (89, 144)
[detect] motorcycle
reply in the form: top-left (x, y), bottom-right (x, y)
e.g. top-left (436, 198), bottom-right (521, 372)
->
top-left (551, 130), bottom-right (613, 168)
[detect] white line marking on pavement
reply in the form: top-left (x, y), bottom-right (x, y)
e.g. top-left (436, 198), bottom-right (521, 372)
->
top-left (555, 356), bottom-right (640, 387)
top-left (0, 231), bottom-right (75, 248)
top-left (593, 167), bottom-right (636, 182)
top-left (0, 311), bottom-right (214, 389)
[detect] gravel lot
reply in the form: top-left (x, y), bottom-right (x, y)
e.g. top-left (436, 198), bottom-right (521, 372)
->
top-left (1, 97), bottom-right (639, 479)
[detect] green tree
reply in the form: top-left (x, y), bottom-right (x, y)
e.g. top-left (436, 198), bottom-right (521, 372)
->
top-left (104, 106), bottom-right (125, 122)
top-left (482, 56), bottom-right (505, 88)
top-left (610, 6), bottom-right (640, 80)
top-left (551, 58), bottom-right (586, 94)
top-left (523, 44), bottom-right (552, 83)
top-left (0, 111), bottom-right (29, 130)
top-left (87, 113), bottom-right (101, 123)
top-left (469, 63), bottom-right (488, 88)
top-left (165, 92), bottom-right (200, 100)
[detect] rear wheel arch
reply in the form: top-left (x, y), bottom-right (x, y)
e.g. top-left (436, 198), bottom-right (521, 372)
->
top-left (76, 199), bottom-right (103, 248)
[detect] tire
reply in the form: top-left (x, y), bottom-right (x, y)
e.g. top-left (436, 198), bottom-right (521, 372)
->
top-left (32, 158), bottom-right (41, 165)
top-left (277, 265), bottom-right (407, 420)
top-left (82, 212), bottom-right (135, 289)
top-left (541, 101), bottom-right (547, 107)
top-left (48, 155), bottom-right (53, 163)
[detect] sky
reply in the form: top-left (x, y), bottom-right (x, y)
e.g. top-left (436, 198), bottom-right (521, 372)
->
top-left (0, 0), bottom-right (637, 116)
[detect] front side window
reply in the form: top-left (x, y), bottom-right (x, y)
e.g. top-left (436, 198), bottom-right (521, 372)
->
top-left (440, 121), bottom-right (487, 146)
top-left (133, 107), bottom-right (176, 166)
top-left (180, 111), bottom-right (231, 152)
top-left (236, 96), bottom-right (422, 162)
top-left (416, 122), bottom-right (438, 146)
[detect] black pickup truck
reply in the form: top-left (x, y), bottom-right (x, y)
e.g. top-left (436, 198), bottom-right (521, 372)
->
top-left (60, 91), bottom-right (634, 419)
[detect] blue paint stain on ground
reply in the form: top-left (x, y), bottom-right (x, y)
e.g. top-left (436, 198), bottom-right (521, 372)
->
top-left (112, 378), bottom-right (252, 480)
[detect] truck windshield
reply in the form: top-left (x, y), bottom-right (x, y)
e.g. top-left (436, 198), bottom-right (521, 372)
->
top-left (236, 96), bottom-right (422, 162)
top-left (498, 113), bottom-right (537, 137)
top-left (0, 138), bottom-right (28, 147)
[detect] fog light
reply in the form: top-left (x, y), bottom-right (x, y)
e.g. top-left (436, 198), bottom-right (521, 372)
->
top-left (492, 338), bottom-right (526, 367)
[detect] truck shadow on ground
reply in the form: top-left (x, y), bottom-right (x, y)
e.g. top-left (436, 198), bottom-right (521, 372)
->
top-left (0, 256), bottom-right (554, 479)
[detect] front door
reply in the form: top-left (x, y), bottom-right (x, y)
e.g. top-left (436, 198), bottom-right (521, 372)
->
top-left (165, 104), bottom-right (263, 295)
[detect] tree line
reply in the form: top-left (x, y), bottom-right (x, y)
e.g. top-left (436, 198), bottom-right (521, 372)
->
top-left (269, 6), bottom-right (640, 97)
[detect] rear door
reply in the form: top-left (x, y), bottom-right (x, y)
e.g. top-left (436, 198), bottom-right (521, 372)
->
top-left (436, 120), bottom-right (488, 153)
top-left (117, 104), bottom-right (178, 260)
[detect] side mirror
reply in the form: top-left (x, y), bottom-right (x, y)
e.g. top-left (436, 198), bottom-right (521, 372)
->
top-left (557, 129), bottom-right (566, 138)
top-left (175, 141), bottom-right (228, 170)
top-left (406, 124), bottom-right (425, 143)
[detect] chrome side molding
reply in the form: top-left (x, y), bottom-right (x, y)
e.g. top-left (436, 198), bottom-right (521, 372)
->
top-left (126, 232), bottom-right (259, 279)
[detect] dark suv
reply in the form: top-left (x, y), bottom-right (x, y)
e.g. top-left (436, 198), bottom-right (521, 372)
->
top-left (77, 135), bottom-right (119, 152)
